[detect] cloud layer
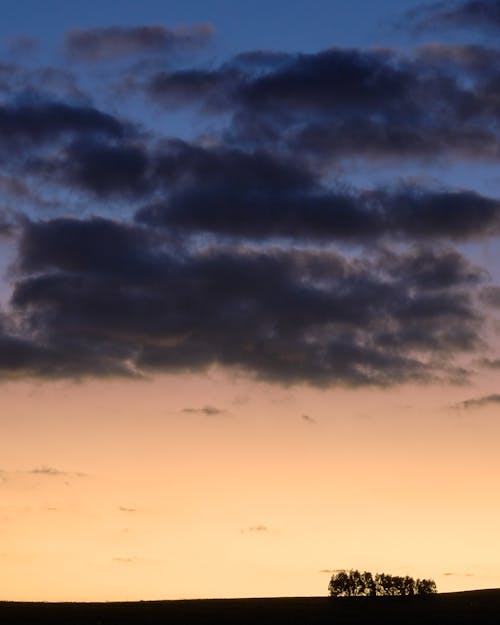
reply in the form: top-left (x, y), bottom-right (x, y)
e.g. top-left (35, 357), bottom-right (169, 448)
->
top-left (0, 11), bottom-right (499, 387)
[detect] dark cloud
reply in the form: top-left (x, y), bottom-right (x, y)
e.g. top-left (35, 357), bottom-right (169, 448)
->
top-left (181, 405), bottom-right (226, 416)
top-left (61, 140), bottom-right (151, 197)
top-left (0, 28), bottom-right (499, 391)
top-left (138, 150), bottom-right (500, 241)
top-left (408, 0), bottom-right (500, 33)
top-left (238, 48), bottom-right (399, 108)
top-left (148, 68), bottom-right (239, 109)
top-left (24, 136), bottom-right (152, 199)
top-left (152, 141), bottom-right (313, 191)
top-left (453, 394), bottom-right (500, 409)
top-left (0, 215), bottom-right (484, 386)
top-left (234, 46), bottom-right (499, 161)
top-left (0, 323), bottom-right (139, 380)
top-left (17, 217), bottom-right (157, 277)
top-left (150, 47), bottom-right (428, 130)
top-left (289, 119), bottom-right (500, 162)
top-left (0, 101), bottom-right (125, 147)
top-left (64, 24), bottom-right (213, 62)
top-left (144, 46), bottom-right (500, 163)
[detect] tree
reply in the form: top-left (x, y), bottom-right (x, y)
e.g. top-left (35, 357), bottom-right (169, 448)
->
top-left (328, 570), bottom-right (353, 597)
top-left (361, 570), bottom-right (376, 597)
top-left (329, 570), bottom-right (437, 597)
top-left (416, 578), bottom-right (437, 595)
top-left (403, 576), bottom-right (415, 596)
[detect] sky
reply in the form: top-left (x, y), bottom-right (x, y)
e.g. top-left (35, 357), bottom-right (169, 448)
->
top-left (1, 0), bottom-right (500, 602)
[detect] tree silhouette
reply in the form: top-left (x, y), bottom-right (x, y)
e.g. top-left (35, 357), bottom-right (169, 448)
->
top-left (328, 570), bottom-right (437, 597)
top-left (416, 578), bottom-right (437, 595)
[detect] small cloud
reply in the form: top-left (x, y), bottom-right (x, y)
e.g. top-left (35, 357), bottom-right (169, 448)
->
top-left (301, 414), bottom-right (317, 425)
top-left (319, 568), bottom-right (344, 574)
top-left (241, 525), bottom-right (269, 534)
top-left (30, 466), bottom-right (87, 478)
top-left (443, 572), bottom-right (475, 577)
top-left (64, 24), bottom-right (213, 62)
top-left (181, 405), bottom-right (226, 417)
top-left (113, 557), bottom-right (134, 564)
top-left (30, 466), bottom-right (65, 476)
top-left (452, 394), bottom-right (500, 410)
top-left (119, 506), bottom-right (137, 513)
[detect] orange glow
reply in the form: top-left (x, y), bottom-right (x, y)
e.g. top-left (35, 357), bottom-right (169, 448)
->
top-left (1, 371), bottom-right (499, 601)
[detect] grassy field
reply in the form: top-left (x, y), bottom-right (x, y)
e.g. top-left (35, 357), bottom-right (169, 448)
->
top-left (1, 589), bottom-right (499, 624)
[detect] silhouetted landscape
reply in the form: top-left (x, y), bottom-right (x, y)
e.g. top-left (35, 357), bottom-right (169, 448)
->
top-left (1, 590), bottom-right (500, 625)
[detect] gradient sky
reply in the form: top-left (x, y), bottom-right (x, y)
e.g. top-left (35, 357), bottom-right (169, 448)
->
top-left (1, 0), bottom-right (500, 602)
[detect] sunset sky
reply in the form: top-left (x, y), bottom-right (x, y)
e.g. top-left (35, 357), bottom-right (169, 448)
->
top-left (1, 0), bottom-right (500, 602)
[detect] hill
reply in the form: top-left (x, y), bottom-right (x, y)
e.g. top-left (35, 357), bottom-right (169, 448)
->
top-left (1, 589), bottom-right (499, 624)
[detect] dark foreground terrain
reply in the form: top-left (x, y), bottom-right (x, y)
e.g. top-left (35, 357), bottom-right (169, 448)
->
top-left (1, 589), bottom-right (499, 625)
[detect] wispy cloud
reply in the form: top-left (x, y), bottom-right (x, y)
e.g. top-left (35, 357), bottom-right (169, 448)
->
top-left (301, 414), bottom-right (317, 425)
top-left (181, 405), bottom-right (227, 417)
top-left (240, 525), bottom-right (270, 534)
top-left (64, 24), bottom-right (213, 62)
top-left (29, 466), bottom-right (87, 478)
top-left (118, 506), bottom-right (137, 513)
top-left (1, 466), bottom-right (87, 480)
top-left (452, 394), bottom-right (500, 410)
top-left (407, 0), bottom-right (500, 34)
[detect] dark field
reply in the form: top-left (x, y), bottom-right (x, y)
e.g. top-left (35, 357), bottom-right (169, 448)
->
top-left (1, 590), bottom-right (499, 625)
